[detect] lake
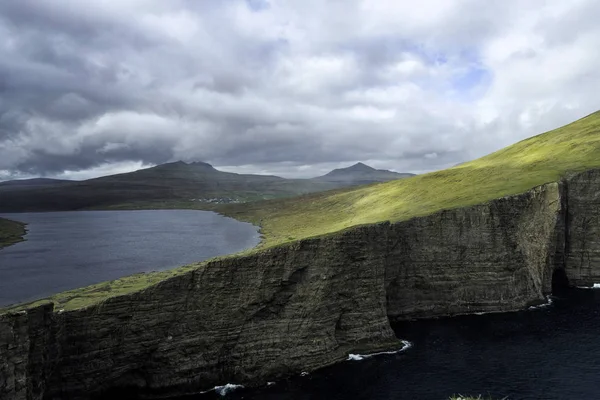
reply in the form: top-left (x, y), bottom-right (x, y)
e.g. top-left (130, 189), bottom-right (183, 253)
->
top-left (187, 288), bottom-right (600, 400)
top-left (0, 210), bottom-right (260, 306)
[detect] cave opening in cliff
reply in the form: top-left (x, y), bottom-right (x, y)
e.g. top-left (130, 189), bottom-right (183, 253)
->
top-left (552, 268), bottom-right (570, 294)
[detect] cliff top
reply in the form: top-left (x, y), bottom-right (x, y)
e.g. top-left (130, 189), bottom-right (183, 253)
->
top-left (4, 110), bottom-right (600, 313)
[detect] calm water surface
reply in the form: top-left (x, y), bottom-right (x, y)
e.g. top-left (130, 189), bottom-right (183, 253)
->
top-left (188, 289), bottom-right (600, 400)
top-left (0, 210), bottom-right (259, 306)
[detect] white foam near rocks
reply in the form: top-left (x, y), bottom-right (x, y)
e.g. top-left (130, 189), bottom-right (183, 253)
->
top-left (215, 384), bottom-right (244, 396)
top-left (577, 283), bottom-right (600, 289)
top-left (528, 296), bottom-right (554, 310)
top-left (347, 340), bottom-right (413, 361)
top-left (200, 383), bottom-right (245, 397)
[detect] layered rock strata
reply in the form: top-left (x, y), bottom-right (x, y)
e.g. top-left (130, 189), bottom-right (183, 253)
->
top-left (4, 170), bottom-right (600, 399)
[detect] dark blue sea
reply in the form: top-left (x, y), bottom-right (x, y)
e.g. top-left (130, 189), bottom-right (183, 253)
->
top-left (192, 288), bottom-right (600, 400)
top-left (4, 211), bottom-right (600, 399)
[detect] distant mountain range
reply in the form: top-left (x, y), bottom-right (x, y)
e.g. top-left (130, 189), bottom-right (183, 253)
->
top-left (0, 161), bottom-right (414, 212)
top-left (0, 178), bottom-right (75, 188)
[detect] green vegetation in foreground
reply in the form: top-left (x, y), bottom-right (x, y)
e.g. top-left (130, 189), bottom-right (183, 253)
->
top-left (0, 217), bottom-right (26, 249)
top-left (4, 111), bottom-right (600, 313)
top-left (220, 111), bottom-right (600, 247)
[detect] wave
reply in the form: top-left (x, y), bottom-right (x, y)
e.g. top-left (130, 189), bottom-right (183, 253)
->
top-left (577, 283), bottom-right (600, 289)
top-left (347, 340), bottom-right (413, 361)
top-left (528, 296), bottom-right (554, 310)
top-left (200, 383), bottom-right (244, 397)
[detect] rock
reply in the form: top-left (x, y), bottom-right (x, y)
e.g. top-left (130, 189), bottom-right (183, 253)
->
top-left (2, 169), bottom-right (600, 399)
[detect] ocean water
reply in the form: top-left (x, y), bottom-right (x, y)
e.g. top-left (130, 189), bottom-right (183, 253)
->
top-left (0, 210), bottom-right (259, 306)
top-left (191, 288), bottom-right (600, 400)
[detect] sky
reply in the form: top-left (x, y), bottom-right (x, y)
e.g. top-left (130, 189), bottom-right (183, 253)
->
top-left (1, 0), bottom-right (600, 181)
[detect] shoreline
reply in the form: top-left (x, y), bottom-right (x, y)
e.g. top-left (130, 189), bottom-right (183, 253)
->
top-left (0, 217), bottom-right (27, 250)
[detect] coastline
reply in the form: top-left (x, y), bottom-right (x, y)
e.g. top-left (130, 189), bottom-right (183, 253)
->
top-left (0, 216), bottom-right (27, 250)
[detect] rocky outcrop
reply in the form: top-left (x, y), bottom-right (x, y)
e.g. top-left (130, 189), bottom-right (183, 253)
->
top-left (3, 170), bottom-right (600, 399)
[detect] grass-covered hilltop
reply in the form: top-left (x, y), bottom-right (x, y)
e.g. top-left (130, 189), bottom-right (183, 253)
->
top-left (222, 110), bottom-right (600, 247)
top-left (3, 110), bottom-right (600, 311)
top-left (0, 217), bottom-right (26, 250)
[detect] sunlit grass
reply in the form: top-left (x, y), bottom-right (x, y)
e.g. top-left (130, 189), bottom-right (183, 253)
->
top-left (221, 111), bottom-right (600, 247)
top-left (3, 111), bottom-right (600, 312)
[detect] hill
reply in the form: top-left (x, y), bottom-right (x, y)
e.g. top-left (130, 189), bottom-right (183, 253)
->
top-left (0, 178), bottom-right (74, 189)
top-left (0, 161), bottom-right (411, 212)
top-left (312, 162), bottom-right (414, 184)
top-left (221, 111), bottom-right (600, 246)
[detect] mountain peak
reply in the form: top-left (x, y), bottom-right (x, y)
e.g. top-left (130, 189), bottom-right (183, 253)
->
top-left (155, 160), bottom-right (215, 170)
top-left (189, 161), bottom-right (215, 169)
top-left (345, 162), bottom-right (375, 172)
top-left (314, 162), bottom-right (413, 184)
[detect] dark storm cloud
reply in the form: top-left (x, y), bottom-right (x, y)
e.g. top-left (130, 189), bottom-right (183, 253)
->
top-left (1, 0), bottom-right (600, 179)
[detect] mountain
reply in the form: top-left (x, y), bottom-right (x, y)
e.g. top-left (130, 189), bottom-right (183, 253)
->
top-left (0, 161), bottom-right (411, 212)
top-left (0, 178), bottom-right (75, 189)
top-left (313, 162), bottom-right (414, 184)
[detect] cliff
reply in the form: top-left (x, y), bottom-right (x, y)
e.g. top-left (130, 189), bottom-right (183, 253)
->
top-left (2, 169), bottom-right (600, 399)
top-left (1, 229), bottom-right (399, 399)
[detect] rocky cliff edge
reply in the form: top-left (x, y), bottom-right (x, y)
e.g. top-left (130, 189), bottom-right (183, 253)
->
top-left (4, 169), bottom-right (600, 399)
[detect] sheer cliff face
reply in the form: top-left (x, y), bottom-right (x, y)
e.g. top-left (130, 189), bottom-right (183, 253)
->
top-left (385, 182), bottom-right (564, 320)
top-left (1, 172), bottom-right (597, 400)
top-left (565, 169), bottom-right (600, 286)
top-left (0, 230), bottom-right (399, 400)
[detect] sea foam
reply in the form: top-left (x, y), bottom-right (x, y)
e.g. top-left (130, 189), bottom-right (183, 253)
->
top-left (347, 340), bottom-right (413, 361)
top-left (528, 296), bottom-right (554, 310)
top-left (577, 283), bottom-right (600, 289)
top-left (200, 383), bottom-right (244, 397)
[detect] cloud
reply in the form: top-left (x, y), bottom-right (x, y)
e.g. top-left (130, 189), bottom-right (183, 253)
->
top-left (1, 0), bottom-right (600, 180)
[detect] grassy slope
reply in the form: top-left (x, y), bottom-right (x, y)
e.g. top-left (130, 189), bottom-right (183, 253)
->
top-left (0, 217), bottom-right (26, 249)
top-left (4, 111), bottom-right (600, 312)
top-left (221, 111), bottom-right (600, 247)
top-left (0, 162), bottom-right (411, 213)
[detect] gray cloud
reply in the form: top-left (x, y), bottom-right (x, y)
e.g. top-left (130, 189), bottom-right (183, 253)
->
top-left (1, 0), bottom-right (600, 180)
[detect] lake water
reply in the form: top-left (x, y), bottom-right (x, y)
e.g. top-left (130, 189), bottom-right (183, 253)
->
top-left (0, 210), bottom-right (260, 306)
top-left (5, 212), bottom-right (600, 399)
top-left (187, 288), bottom-right (600, 400)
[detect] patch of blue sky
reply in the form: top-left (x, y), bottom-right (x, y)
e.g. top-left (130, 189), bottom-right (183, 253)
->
top-left (448, 63), bottom-right (492, 102)
top-left (411, 46), bottom-right (492, 101)
top-left (245, 0), bottom-right (270, 12)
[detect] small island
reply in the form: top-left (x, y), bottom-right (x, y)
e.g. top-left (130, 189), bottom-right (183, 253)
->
top-left (0, 217), bottom-right (26, 249)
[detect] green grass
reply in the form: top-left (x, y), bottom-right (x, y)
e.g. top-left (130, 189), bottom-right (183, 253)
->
top-left (2, 263), bottom-right (201, 312)
top-left (0, 217), bottom-right (27, 249)
top-left (1, 248), bottom-right (262, 312)
top-left (3, 110), bottom-right (600, 312)
top-left (220, 110), bottom-right (600, 247)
